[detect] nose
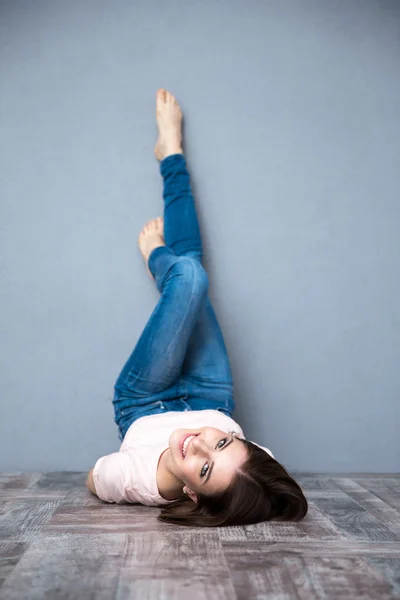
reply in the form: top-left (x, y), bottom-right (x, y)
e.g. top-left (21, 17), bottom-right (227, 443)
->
top-left (191, 435), bottom-right (208, 456)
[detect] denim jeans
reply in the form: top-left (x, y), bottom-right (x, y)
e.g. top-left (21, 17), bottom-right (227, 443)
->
top-left (113, 154), bottom-right (235, 442)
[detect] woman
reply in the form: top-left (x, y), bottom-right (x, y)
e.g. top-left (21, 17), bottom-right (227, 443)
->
top-left (87, 89), bottom-right (308, 527)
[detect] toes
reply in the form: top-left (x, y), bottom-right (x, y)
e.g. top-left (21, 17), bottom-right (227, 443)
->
top-left (140, 217), bottom-right (163, 236)
top-left (148, 218), bottom-right (161, 229)
top-left (156, 89), bottom-right (166, 107)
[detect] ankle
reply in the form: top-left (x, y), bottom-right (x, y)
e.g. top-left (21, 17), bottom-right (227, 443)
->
top-left (163, 147), bottom-right (183, 159)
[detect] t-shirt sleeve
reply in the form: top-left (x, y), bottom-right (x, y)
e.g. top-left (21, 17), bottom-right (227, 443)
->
top-left (92, 451), bottom-right (142, 504)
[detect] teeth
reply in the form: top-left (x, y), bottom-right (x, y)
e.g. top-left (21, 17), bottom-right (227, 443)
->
top-left (182, 435), bottom-right (196, 458)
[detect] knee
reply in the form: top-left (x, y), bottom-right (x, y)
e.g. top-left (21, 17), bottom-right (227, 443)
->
top-left (177, 256), bottom-right (209, 293)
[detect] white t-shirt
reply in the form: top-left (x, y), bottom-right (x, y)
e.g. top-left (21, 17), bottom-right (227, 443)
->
top-left (93, 409), bottom-right (275, 506)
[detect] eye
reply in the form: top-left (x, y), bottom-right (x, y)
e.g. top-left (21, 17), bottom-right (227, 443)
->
top-left (200, 438), bottom-right (228, 479)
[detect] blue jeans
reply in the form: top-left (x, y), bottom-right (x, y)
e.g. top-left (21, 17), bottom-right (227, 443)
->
top-left (113, 154), bottom-right (235, 442)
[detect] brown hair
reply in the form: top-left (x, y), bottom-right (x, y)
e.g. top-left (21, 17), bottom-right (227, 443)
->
top-left (157, 437), bottom-right (308, 527)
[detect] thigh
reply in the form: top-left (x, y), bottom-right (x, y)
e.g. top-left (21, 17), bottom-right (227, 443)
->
top-left (181, 294), bottom-right (234, 391)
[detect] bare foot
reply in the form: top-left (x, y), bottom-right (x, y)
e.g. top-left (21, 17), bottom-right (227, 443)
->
top-left (154, 89), bottom-right (184, 161)
top-left (138, 217), bottom-right (166, 280)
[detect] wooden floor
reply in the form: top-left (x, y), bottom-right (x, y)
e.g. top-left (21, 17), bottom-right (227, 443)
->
top-left (0, 472), bottom-right (399, 599)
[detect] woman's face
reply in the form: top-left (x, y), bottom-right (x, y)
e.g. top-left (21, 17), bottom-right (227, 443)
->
top-left (168, 426), bottom-right (248, 499)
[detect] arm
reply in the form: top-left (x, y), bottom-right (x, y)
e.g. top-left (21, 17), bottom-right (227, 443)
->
top-left (86, 468), bottom-right (97, 496)
top-left (87, 453), bottom-right (141, 504)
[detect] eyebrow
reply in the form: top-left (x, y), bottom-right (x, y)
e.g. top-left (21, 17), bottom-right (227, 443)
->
top-left (203, 434), bottom-right (235, 485)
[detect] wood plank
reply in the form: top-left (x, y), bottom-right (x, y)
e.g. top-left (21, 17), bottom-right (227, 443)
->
top-left (354, 478), bottom-right (400, 512)
top-left (222, 543), bottom-right (400, 600)
top-left (1, 473), bottom-right (400, 599)
top-left (0, 534), bottom-right (124, 600)
top-left (333, 478), bottom-right (400, 536)
top-left (116, 532), bottom-right (236, 599)
top-left (0, 542), bottom-right (29, 590)
top-left (0, 499), bottom-right (61, 543)
top-left (219, 501), bottom-right (343, 542)
top-left (310, 491), bottom-right (400, 541)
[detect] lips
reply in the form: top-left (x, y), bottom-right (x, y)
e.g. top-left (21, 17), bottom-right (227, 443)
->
top-left (179, 433), bottom-right (199, 458)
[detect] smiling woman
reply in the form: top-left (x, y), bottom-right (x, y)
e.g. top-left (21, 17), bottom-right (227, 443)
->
top-left (153, 423), bottom-right (307, 527)
top-left (156, 428), bottom-right (249, 504)
top-left (91, 409), bottom-right (307, 527)
top-left (89, 89), bottom-right (308, 527)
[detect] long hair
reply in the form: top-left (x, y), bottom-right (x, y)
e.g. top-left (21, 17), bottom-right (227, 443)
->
top-left (157, 437), bottom-right (308, 527)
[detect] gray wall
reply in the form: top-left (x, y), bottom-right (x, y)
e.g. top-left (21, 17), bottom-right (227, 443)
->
top-left (1, 0), bottom-right (399, 473)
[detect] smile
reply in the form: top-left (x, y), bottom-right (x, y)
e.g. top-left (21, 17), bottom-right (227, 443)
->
top-left (179, 433), bottom-right (199, 458)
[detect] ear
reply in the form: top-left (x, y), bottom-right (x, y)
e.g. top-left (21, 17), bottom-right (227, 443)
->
top-left (184, 487), bottom-right (199, 504)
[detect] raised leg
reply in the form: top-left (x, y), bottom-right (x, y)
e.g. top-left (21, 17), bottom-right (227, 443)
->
top-left (114, 92), bottom-right (234, 406)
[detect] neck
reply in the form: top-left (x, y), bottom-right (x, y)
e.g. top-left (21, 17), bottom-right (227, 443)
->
top-left (156, 448), bottom-right (184, 501)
